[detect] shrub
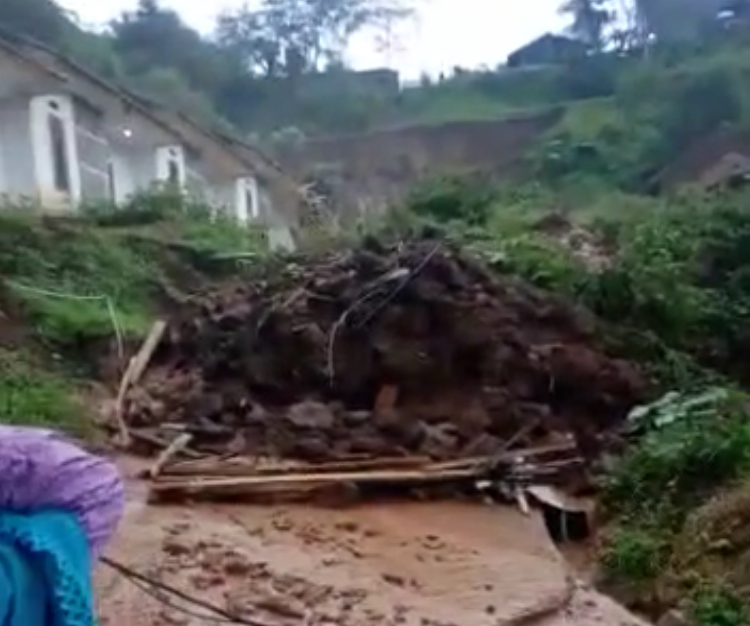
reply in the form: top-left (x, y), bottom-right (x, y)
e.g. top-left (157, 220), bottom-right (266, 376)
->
top-left (0, 350), bottom-right (86, 436)
top-left (407, 175), bottom-right (495, 226)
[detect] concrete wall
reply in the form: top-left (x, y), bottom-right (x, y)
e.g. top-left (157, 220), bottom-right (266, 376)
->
top-left (278, 109), bottom-right (562, 220)
top-left (0, 97), bottom-right (34, 200)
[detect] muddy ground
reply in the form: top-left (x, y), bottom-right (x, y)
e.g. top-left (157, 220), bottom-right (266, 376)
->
top-left (96, 459), bottom-right (647, 626)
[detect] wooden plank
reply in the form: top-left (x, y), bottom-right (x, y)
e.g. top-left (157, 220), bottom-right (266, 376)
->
top-left (129, 320), bottom-right (168, 386)
top-left (113, 320), bottom-right (167, 448)
top-left (150, 466), bottom-right (480, 497)
top-left (160, 455), bottom-right (434, 478)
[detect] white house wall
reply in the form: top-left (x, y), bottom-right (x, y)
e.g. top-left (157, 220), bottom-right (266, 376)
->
top-left (0, 50), bottom-right (288, 230)
top-left (76, 127), bottom-right (110, 202)
top-left (0, 98), bottom-right (35, 201)
top-left (108, 144), bottom-right (156, 203)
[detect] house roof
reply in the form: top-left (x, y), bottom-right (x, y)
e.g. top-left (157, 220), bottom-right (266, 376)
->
top-left (0, 28), bottom-right (195, 147)
top-left (0, 28), bottom-right (300, 193)
top-left (507, 33), bottom-right (587, 63)
top-left (125, 90), bottom-right (304, 224)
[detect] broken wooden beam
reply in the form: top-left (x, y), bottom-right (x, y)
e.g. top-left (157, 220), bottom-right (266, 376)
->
top-left (113, 320), bottom-right (167, 448)
top-left (159, 455), bottom-right (434, 478)
top-left (149, 466), bottom-right (480, 503)
top-left (149, 433), bottom-right (193, 479)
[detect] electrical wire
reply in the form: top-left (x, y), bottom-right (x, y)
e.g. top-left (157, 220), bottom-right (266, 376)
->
top-left (100, 555), bottom-right (278, 626)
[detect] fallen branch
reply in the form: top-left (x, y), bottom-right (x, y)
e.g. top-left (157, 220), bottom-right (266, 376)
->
top-left (130, 428), bottom-right (204, 459)
top-left (113, 320), bottom-right (167, 448)
top-left (149, 433), bottom-right (193, 479)
top-left (129, 320), bottom-right (168, 386)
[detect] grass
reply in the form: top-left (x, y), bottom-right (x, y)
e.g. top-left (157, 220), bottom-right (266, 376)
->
top-left (691, 586), bottom-right (750, 626)
top-left (0, 192), bottom-right (269, 434)
top-left (0, 193), bottom-right (267, 350)
top-left (598, 389), bottom-right (750, 623)
top-left (0, 349), bottom-right (87, 437)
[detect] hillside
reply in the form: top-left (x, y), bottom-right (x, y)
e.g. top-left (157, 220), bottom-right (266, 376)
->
top-left (4, 177), bottom-right (750, 626)
top-left (5, 0), bottom-right (750, 210)
top-left (0, 0), bottom-right (742, 144)
top-left (4, 2), bottom-right (750, 625)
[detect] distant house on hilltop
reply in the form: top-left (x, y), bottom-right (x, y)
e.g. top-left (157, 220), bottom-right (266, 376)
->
top-left (506, 34), bottom-right (588, 68)
top-left (0, 30), bottom-right (300, 250)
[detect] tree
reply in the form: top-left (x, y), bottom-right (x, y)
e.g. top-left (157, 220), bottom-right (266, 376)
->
top-left (559, 0), bottom-right (613, 50)
top-left (0, 0), bottom-right (70, 46)
top-left (215, 0), bottom-right (414, 77)
top-left (632, 0), bottom-right (726, 42)
top-left (111, 0), bottom-right (233, 92)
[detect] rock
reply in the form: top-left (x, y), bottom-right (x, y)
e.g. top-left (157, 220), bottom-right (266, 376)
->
top-left (348, 429), bottom-right (392, 455)
top-left (382, 573), bottom-right (406, 587)
top-left (190, 572), bottom-right (225, 590)
top-left (158, 609), bottom-right (189, 625)
top-left (335, 520), bottom-right (360, 533)
top-left (223, 556), bottom-right (251, 576)
top-left (292, 436), bottom-right (330, 460)
top-left (254, 593), bottom-right (306, 619)
top-left (343, 410), bottom-right (372, 426)
top-left (462, 433), bottom-right (503, 457)
top-left (657, 610), bottom-right (695, 626)
top-left (286, 401), bottom-right (336, 429)
top-left (162, 537), bottom-right (191, 557)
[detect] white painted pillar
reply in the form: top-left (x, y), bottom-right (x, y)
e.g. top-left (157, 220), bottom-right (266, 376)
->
top-left (29, 94), bottom-right (82, 209)
top-left (234, 176), bottom-right (260, 224)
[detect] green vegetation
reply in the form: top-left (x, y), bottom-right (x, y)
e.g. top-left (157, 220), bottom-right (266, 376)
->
top-left (0, 0), bottom-right (744, 141)
top-left (599, 389), bottom-right (750, 623)
top-left (408, 179), bottom-right (750, 387)
top-left (400, 178), bottom-right (750, 623)
top-left (0, 349), bottom-right (85, 436)
top-left (6, 1), bottom-right (750, 622)
top-left (0, 192), bottom-right (265, 359)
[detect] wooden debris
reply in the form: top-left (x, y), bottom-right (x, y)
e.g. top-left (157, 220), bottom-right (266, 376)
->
top-left (130, 320), bottom-right (168, 386)
top-left (515, 487), bottom-right (531, 515)
top-left (149, 433), bottom-right (193, 479)
top-left (113, 320), bottom-right (167, 448)
top-left (145, 441), bottom-right (589, 506)
top-left (149, 465), bottom-right (481, 503)
top-left (525, 485), bottom-right (594, 514)
top-left (130, 428), bottom-right (204, 459)
top-left (161, 455), bottom-right (433, 478)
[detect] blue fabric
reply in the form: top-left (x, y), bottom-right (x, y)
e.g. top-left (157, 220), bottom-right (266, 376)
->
top-left (0, 510), bottom-right (96, 626)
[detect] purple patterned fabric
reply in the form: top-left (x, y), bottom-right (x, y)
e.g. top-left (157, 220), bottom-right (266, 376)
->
top-left (0, 426), bottom-right (124, 559)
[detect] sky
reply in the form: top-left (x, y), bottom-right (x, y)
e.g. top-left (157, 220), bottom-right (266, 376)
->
top-left (56, 0), bottom-right (567, 79)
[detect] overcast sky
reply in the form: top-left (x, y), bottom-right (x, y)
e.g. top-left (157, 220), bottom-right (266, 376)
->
top-left (56, 0), bottom-right (567, 78)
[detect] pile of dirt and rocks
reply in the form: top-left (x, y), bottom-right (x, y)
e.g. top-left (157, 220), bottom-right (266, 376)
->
top-left (124, 236), bottom-right (647, 463)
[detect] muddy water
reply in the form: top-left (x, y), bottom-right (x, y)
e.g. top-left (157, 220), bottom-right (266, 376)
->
top-left (96, 461), bottom-right (648, 626)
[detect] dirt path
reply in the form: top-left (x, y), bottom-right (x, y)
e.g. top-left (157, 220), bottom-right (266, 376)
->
top-left (96, 460), bottom-right (648, 626)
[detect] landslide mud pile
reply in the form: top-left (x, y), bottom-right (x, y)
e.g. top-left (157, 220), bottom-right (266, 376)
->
top-left (125, 237), bottom-right (647, 462)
